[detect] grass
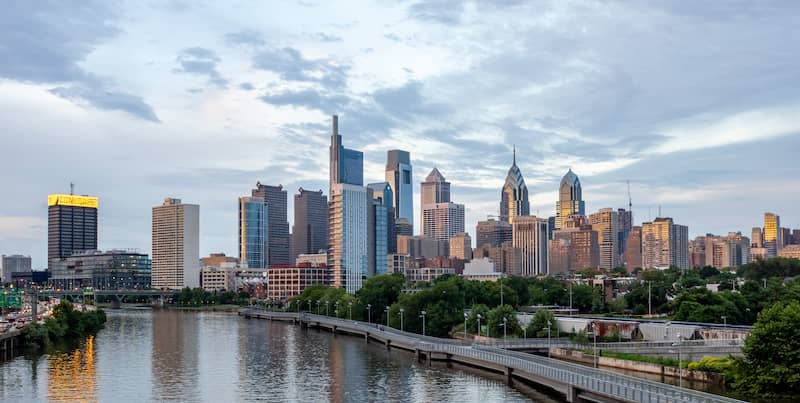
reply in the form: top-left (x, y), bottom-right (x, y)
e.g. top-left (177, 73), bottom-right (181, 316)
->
top-left (583, 348), bottom-right (685, 368)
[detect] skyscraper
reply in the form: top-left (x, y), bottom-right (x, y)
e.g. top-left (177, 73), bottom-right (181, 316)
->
top-left (1, 255), bottom-right (32, 283)
top-left (329, 183), bottom-right (369, 293)
top-left (152, 198), bottom-right (199, 289)
top-left (292, 188), bottom-right (329, 260)
top-left (589, 208), bottom-right (620, 269)
top-left (623, 226), bottom-right (643, 271)
top-left (751, 227), bottom-right (764, 248)
top-left (642, 217), bottom-right (689, 270)
top-left (386, 150), bottom-right (413, 233)
top-left (239, 196), bottom-right (269, 269)
top-left (764, 212), bottom-right (781, 258)
top-left (47, 193), bottom-right (98, 267)
top-left (367, 182), bottom-right (395, 275)
top-left (329, 115), bottom-right (363, 191)
top-left (421, 168), bottom-right (464, 242)
top-left (703, 232), bottom-right (750, 269)
top-left (550, 215), bottom-right (599, 273)
top-left (476, 219), bottom-right (513, 248)
top-left (449, 232), bottom-right (472, 261)
top-left (555, 169), bottom-right (585, 230)
top-left (513, 216), bottom-right (549, 276)
top-left (500, 147), bottom-right (530, 224)
top-left (251, 182), bottom-right (290, 266)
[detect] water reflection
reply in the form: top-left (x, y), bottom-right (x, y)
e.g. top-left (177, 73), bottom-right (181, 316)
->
top-left (152, 310), bottom-right (200, 401)
top-left (47, 336), bottom-right (97, 402)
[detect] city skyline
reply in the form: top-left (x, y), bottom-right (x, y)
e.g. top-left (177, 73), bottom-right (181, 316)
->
top-left (2, 2), bottom-right (800, 266)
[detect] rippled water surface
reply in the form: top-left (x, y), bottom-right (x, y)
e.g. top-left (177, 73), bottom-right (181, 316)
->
top-left (0, 309), bottom-right (559, 402)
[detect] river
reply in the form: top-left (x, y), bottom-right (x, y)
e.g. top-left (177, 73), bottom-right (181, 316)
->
top-left (0, 309), bottom-right (561, 402)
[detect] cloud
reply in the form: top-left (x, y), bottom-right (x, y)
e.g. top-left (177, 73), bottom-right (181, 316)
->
top-left (174, 47), bottom-right (228, 88)
top-left (239, 82), bottom-right (255, 90)
top-left (260, 89), bottom-right (350, 114)
top-left (224, 29), bottom-right (266, 47)
top-left (252, 47), bottom-right (349, 89)
top-left (407, 0), bottom-right (466, 25)
top-left (310, 32), bottom-right (342, 42)
top-left (0, 1), bottom-right (158, 122)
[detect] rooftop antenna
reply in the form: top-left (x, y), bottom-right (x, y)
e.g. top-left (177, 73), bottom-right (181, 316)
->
top-left (70, 182), bottom-right (74, 195)
top-left (513, 144), bottom-right (516, 165)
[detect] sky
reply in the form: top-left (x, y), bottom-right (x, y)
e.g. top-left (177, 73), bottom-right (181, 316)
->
top-left (1, 1), bottom-right (799, 268)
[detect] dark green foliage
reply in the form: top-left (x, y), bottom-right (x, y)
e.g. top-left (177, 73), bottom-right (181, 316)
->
top-left (486, 304), bottom-right (517, 337)
top-left (173, 288), bottom-right (250, 306)
top-left (738, 257), bottom-right (800, 280)
top-left (525, 310), bottom-right (557, 338)
top-left (23, 301), bottom-right (106, 352)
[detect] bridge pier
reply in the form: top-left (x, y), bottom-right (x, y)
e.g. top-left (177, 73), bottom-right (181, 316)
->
top-left (385, 339), bottom-right (391, 350)
top-left (503, 366), bottom-right (513, 385)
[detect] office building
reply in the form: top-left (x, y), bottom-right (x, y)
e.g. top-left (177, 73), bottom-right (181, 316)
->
top-left (474, 241), bottom-right (522, 276)
top-left (239, 196), bottom-right (269, 269)
top-left (555, 169), bottom-right (585, 230)
top-left (449, 232), bottom-right (472, 260)
top-left (387, 253), bottom-right (409, 274)
top-left (201, 253), bottom-right (239, 268)
top-left (51, 249), bottom-right (151, 290)
top-left (781, 227), bottom-right (792, 247)
top-left (704, 232), bottom-right (751, 268)
top-left (500, 147), bottom-right (530, 224)
top-left (420, 167), bottom-right (449, 230)
top-left (1, 254), bottom-right (32, 283)
top-left (751, 227), bottom-right (763, 248)
top-left (590, 208), bottom-right (620, 269)
top-left (689, 237), bottom-right (706, 268)
top-left (394, 218), bottom-right (413, 237)
top-left (266, 263), bottom-right (330, 300)
top-left (764, 212), bottom-right (781, 258)
top-left (200, 266), bottom-right (237, 292)
top-left (476, 219), bottom-right (512, 248)
top-left (292, 188), bottom-right (328, 260)
top-left (623, 226), bottom-right (642, 271)
top-left (152, 198), bottom-right (200, 289)
top-left (329, 183), bottom-right (369, 293)
top-left (778, 245), bottom-right (800, 259)
top-left (386, 150), bottom-right (413, 233)
top-left (513, 216), bottom-right (549, 276)
top-left (550, 215), bottom-right (599, 273)
top-left (329, 115), bottom-right (363, 191)
top-left (47, 193), bottom-right (98, 268)
top-left (251, 182), bottom-right (291, 266)
top-left (617, 208), bottom-right (633, 256)
top-left (368, 182), bottom-right (395, 276)
top-left (397, 235), bottom-right (448, 259)
top-left (641, 217), bottom-right (689, 270)
top-left (422, 202), bottom-right (465, 242)
top-left (793, 229), bottom-right (800, 245)
top-left (297, 252), bottom-right (327, 266)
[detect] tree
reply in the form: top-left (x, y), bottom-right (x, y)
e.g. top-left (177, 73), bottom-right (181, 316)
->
top-left (671, 288), bottom-right (742, 324)
top-left (526, 310), bottom-right (557, 338)
top-left (486, 304), bottom-right (517, 337)
top-left (355, 273), bottom-right (405, 324)
top-left (732, 301), bottom-right (800, 399)
top-left (465, 304), bottom-right (490, 336)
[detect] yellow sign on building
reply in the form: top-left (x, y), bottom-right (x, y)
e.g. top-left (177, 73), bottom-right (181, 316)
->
top-left (47, 194), bottom-right (99, 208)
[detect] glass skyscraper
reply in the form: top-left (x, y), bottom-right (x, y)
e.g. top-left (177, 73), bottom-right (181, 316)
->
top-left (368, 182), bottom-right (394, 275)
top-left (555, 169), bottom-right (585, 230)
top-left (500, 147), bottom-right (530, 224)
top-left (239, 196), bottom-right (269, 269)
top-left (329, 115), bottom-right (363, 191)
top-left (47, 193), bottom-right (98, 268)
top-left (386, 150), bottom-right (413, 233)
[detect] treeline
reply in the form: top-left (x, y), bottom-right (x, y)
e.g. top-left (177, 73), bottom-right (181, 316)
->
top-left (173, 288), bottom-right (251, 306)
top-left (22, 301), bottom-right (106, 351)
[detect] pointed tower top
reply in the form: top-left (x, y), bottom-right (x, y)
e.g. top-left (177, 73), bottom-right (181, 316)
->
top-left (513, 144), bottom-right (516, 165)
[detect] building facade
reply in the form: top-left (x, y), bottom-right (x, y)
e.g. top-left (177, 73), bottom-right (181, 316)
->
top-left (51, 249), bottom-right (151, 290)
top-left (555, 169), bottom-right (585, 230)
top-left (500, 148), bottom-right (530, 224)
top-left (251, 183), bottom-right (291, 266)
top-left (368, 182), bottom-right (395, 276)
top-left (449, 232), bottom-right (473, 261)
top-left (422, 202), bottom-right (465, 242)
top-left (329, 115), bottom-right (363, 191)
top-left (590, 208), bottom-right (620, 269)
top-left (47, 193), bottom-right (98, 268)
top-left (704, 232), bottom-right (751, 268)
top-left (476, 219), bottom-right (513, 248)
top-left (474, 242), bottom-right (522, 276)
top-left (513, 216), bottom-right (549, 276)
top-left (420, 167), bottom-right (450, 231)
top-left (152, 198), bottom-right (200, 289)
top-left (266, 264), bottom-right (330, 300)
top-left (386, 149), bottom-right (413, 234)
top-left (397, 235), bottom-right (449, 259)
top-left (641, 217), bottom-right (689, 270)
top-left (623, 226), bottom-right (643, 271)
top-left (1, 255), bottom-right (32, 283)
top-left (239, 196), bottom-right (269, 269)
top-left (292, 188), bottom-right (328, 260)
top-left (329, 183), bottom-right (369, 293)
top-left (778, 245), bottom-right (800, 259)
top-left (764, 212), bottom-right (781, 258)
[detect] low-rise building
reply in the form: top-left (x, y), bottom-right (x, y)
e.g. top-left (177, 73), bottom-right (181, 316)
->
top-left (200, 266), bottom-right (237, 291)
top-left (778, 245), bottom-right (800, 260)
top-left (50, 249), bottom-right (151, 290)
top-left (462, 257), bottom-right (503, 282)
top-left (404, 267), bottom-right (455, 284)
top-left (266, 264), bottom-right (330, 300)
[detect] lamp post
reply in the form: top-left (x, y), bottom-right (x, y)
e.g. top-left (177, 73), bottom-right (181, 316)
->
top-left (721, 315), bottom-right (727, 328)
top-left (325, 300), bottom-right (330, 316)
top-left (399, 308), bottom-right (405, 331)
top-left (348, 301), bottom-right (353, 320)
top-left (476, 314), bottom-right (483, 338)
top-left (676, 333), bottom-right (683, 388)
top-left (523, 325), bottom-right (527, 339)
top-left (366, 304), bottom-right (372, 323)
top-left (592, 323), bottom-right (598, 368)
top-left (569, 281), bottom-right (573, 315)
top-left (335, 301), bottom-right (340, 318)
top-left (547, 324), bottom-right (552, 358)
top-left (502, 317), bottom-right (507, 340)
top-left (316, 300), bottom-right (321, 315)
top-left (464, 312), bottom-right (468, 339)
top-left (420, 310), bottom-right (427, 336)
top-left (385, 306), bottom-right (390, 326)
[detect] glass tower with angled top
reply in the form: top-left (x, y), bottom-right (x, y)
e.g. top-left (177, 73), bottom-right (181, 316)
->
top-left (500, 146), bottom-right (530, 224)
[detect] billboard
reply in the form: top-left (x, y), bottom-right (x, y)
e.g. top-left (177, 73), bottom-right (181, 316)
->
top-left (47, 194), bottom-right (99, 209)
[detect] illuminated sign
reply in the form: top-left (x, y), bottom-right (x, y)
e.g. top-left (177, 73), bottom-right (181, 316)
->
top-left (47, 194), bottom-right (99, 209)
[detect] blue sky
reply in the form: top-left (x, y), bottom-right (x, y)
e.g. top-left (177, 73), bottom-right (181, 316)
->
top-left (1, 1), bottom-right (799, 267)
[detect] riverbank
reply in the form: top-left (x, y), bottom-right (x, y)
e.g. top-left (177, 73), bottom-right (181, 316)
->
top-left (21, 301), bottom-right (107, 352)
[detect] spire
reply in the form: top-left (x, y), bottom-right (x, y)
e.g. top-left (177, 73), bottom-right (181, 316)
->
top-left (513, 145), bottom-right (516, 165)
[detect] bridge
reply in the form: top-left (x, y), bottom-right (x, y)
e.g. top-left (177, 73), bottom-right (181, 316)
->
top-left (240, 308), bottom-right (744, 403)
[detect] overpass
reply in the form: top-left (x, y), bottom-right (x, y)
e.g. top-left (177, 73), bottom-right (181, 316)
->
top-left (240, 309), bottom-right (744, 403)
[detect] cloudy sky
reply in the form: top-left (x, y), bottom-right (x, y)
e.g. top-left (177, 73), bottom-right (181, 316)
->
top-left (2, 1), bottom-right (799, 268)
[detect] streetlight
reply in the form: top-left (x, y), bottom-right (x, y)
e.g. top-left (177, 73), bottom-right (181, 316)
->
top-left (672, 333), bottom-right (683, 388)
top-left (476, 314), bottom-right (483, 338)
top-left (522, 324), bottom-right (527, 339)
top-left (547, 324), bottom-right (552, 358)
top-left (592, 323), bottom-right (598, 368)
top-left (385, 306), bottom-right (390, 326)
top-left (316, 300), bottom-right (321, 315)
top-left (569, 281), bottom-right (573, 315)
top-left (420, 310), bottom-right (427, 336)
top-left (325, 300), bottom-right (330, 316)
top-left (348, 301), bottom-right (353, 320)
top-left (335, 301), bottom-right (340, 318)
top-left (399, 308), bottom-right (405, 331)
top-left (366, 304), bottom-right (372, 323)
top-left (464, 312), bottom-right (468, 339)
top-left (721, 315), bottom-right (727, 328)
top-left (665, 321), bottom-right (671, 340)
top-left (502, 317), bottom-right (508, 340)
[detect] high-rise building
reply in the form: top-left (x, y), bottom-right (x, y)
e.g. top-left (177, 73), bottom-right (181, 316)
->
top-left (793, 229), bottom-right (800, 245)
top-left (51, 249), bottom-right (151, 290)
top-left (550, 215), bottom-right (599, 273)
top-left (421, 168), bottom-right (464, 242)
top-left (397, 235), bottom-right (449, 259)
top-left (329, 115), bottom-right (363, 191)
top-left (474, 242), bottom-right (522, 276)
top-left (623, 226), bottom-right (642, 271)
top-left (589, 208), bottom-right (620, 269)
top-left (764, 212), bottom-right (781, 258)
top-left (476, 219), bottom-right (512, 248)
top-left (1, 255), bottom-right (32, 283)
top-left (239, 196), bottom-right (269, 269)
top-left (47, 193), bottom-right (98, 268)
top-left (251, 183), bottom-right (290, 266)
top-left (500, 147), bottom-right (530, 224)
top-left (751, 227), bottom-right (763, 248)
top-left (292, 188), bottom-right (328, 260)
top-left (555, 169), bottom-right (585, 230)
top-left (689, 236), bottom-right (706, 268)
top-left (449, 232), bottom-right (472, 260)
top-left (617, 208), bottom-right (633, 256)
top-left (778, 245), bottom-right (800, 259)
top-left (704, 232), bottom-right (750, 268)
top-left (367, 182), bottom-right (395, 276)
top-left (329, 183), bottom-right (369, 293)
top-left (780, 227), bottom-right (792, 248)
top-left (394, 218), bottom-right (413, 237)
top-left (152, 198), bottom-right (200, 289)
top-left (386, 150), bottom-right (413, 233)
top-left (513, 216), bottom-right (549, 276)
top-left (641, 217), bottom-right (689, 270)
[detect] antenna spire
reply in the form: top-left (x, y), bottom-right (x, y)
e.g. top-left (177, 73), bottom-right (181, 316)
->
top-left (70, 182), bottom-right (74, 195)
top-left (512, 144), bottom-right (516, 165)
